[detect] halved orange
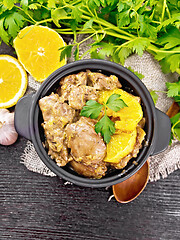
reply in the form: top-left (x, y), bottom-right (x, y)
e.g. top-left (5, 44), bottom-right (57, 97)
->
top-left (0, 55), bottom-right (27, 108)
top-left (13, 25), bottom-right (66, 82)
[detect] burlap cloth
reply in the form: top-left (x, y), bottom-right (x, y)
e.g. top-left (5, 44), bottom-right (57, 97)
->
top-left (21, 37), bottom-right (180, 182)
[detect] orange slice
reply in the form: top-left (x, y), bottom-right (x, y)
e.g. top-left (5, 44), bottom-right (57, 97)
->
top-left (104, 128), bottom-right (137, 163)
top-left (13, 25), bottom-right (66, 82)
top-left (0, 55), bottom-right (27, 108)
top-left (98, 89), bottom-right (143, 132)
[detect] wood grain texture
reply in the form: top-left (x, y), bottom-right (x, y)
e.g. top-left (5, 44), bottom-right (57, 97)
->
top-left (0, 137), bottom-right (180, 240)
top-left (0, 42), bottom-right (180, 240)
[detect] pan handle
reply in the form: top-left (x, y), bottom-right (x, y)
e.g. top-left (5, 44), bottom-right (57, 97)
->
top-left (151, 108), bottom-right (171, 156)
top-left (14, 94), bottom-right (34, 140)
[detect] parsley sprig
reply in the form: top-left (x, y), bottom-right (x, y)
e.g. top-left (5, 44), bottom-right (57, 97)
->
top-left (166, 78), bottom-right (180, 143)
top-left (171, 113), bottom-right (180, 142)
top-left (80, 93), bottom-right (127, 143)
top-left (150, 78), bottom-right (180, 143)
top-left (0, 0), bottom-right (179, 75)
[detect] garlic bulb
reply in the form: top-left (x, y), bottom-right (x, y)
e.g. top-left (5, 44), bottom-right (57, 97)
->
top-left (0, 109), bottom-right (18, 145)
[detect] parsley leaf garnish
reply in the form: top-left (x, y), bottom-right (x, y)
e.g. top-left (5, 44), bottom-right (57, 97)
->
top-left (80, 94), bottom-right (127, 143)
top-left (95, 114), bottom-right (116, 144)
top-left (106, 93), bottom-right (128, 111)
top-left (80, 100), bottom-right (103, 119)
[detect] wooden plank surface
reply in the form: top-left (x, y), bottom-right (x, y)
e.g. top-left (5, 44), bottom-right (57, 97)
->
top-left (0, 137), bottom-right (180, 240)
top-left (0, 42), bottom-right (180, 240)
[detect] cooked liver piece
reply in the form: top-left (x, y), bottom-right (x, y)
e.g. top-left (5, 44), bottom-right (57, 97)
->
top-left (66, 117), bottom-right (107, 178)
top-left (57, 70), bottom-right (121, 109)
top-left (87, 70), bottom-right (122, 90)
top-left (57, 72), bottom-right (88, 102)
top-left (70, 160), bottom-right (107, 179)
top-left (68, 85), bottom-right (97, 110)
top-left (39, 93), bottom-right (75, 166)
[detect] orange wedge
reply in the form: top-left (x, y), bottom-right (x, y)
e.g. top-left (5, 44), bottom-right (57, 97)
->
top-left (0, 55), bottom-right (27, 108)
top-left (13, 25), bottom-right (66, 82)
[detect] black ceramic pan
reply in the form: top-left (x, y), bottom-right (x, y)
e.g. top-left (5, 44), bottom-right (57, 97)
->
top-left (15, 59), bottom-right (171, 187)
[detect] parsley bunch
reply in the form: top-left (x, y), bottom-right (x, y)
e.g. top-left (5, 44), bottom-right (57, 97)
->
top-left (0, 0), bottom-right (179, 74)
top-left (80, 93), bottom-right (127, 143)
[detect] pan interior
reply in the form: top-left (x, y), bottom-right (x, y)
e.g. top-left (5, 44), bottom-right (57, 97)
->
top-left (32, 61), bottom-right (155, 186)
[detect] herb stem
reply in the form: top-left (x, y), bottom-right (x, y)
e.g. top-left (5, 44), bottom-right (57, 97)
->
top-left (151, 20), bottom-right (161, 24)
top-left (80, 10), bottom-right (135, 39)
top-left (165, 3), bottom-right (171, 19)
top-left (148, 44), bottom-right (180, 54)
top-left (15, 5), bottom-right (36, 24)
top-left (161, 0), bottom-right (166, 22)
top-left (23, 17), bottom-right (35, 24)
top-left (35, 3), bottom-right (49, 10)
top-left (36, 18), bottom-right (53, 25)
top-left (78, 32), bottom-right (97, 45)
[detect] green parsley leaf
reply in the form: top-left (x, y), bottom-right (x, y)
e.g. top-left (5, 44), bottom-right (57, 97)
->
top-left (93, 42), bottom-right (115, 58)
top-left (171, 112), bottom-right (180, 126)
top-left (114, 47), bottom-right (132, 65)
top-left (89, 0), bottom-right (101, 8)
top-left (73, 45), bottom-right (79, 61)
top-left (156, 27), bottom-right (180, 49)
top-left (126, 37), bottom-right (150, 56)
top-left (83, 18), bottom-right (94, 30)
top-left (0, 4), bottom-right (8, 15)
top-left (51, 9), bottom-right (67, 27)
top-left (95, 114), bottom-right (115, 143)
top-left (127, 66), bottom-right (144, 80)
top-left (90, 48), bottom-right (103, 59)
top-left (166, 80), bottom-right (180, 98)
top-left (28, 3), bottom-right (38, 10)
top-left (4, 12), bottom-right (24, 38)
top-left (3, 0), bottom-right (14, 10)
top-left (155, 46), bottom-right (180, 74)
top-left (0, 18), bottom-right (9, 44)
top-left (117, 1), bottom-right (124, 12)
top-left (106, 0), bottom-right (118, 6)
top-left (48, 0), bottom-right (56, 8)
top-left (118, 10), bottom-right (130, 27)
top-left (106, 93), bottom-right (128, 111)
top-left (139, 15), bottom-right (157, 39)
top-left (80, 100), bottom-right (103, 119)
top-left (60, 45), bottom-right (73, 61)
top-left (71, 6), bottom-right (82, 23)
top-left (21, 0), bottom-right (28, 10)
top-left (150, 90), bottom-right (159, 105)
top-left (159, 13), bottom-right (180, 29)
top-left (171, 113), bottom-right (180, 141)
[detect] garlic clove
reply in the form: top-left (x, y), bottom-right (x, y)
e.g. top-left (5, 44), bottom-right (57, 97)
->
top-left (0, 109), bottom-right (18, 146)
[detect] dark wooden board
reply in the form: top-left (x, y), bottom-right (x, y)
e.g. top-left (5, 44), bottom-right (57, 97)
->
top-left (0, 137), bottom-right (180, 240)
top-left (0, 42), bottom-right (180, 240)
